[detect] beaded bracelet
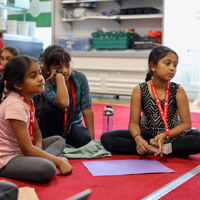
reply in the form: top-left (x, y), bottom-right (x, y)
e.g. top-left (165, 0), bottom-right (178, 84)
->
top-left (133, 134), bottom-right (141, 140)
top-left (53, 69), bottom-right (65, 79)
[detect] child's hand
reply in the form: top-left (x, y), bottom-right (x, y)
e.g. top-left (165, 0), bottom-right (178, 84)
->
top-left (150, 138), bottom-right (159, 148)
top-left (46, 69), bottom-right (57, 84)
top-left (58, 159), bottom-right (72, 175)
top-left (135, 137), bottom-right (150, 155)
top-left (152, 133), bottom-right (166, 153)
top-left (46, 73), bottom-right (54, 82)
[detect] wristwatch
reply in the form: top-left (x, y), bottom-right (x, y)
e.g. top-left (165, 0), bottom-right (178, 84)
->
top-left (53, 69), bottom-right (65, 79)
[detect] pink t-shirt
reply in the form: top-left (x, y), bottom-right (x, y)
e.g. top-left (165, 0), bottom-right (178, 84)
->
top-left (0, 92), bottom-right (31, 169)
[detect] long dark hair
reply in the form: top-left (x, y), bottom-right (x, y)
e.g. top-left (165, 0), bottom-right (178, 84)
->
top-left (42, 45), bottom-right (71, 69)
top-left (145, 46), bottom-right (178, 82)
top-left (0, 56), bottom-right (36, 101)
top-left (41, 45), bottom-right (71, 79)
top-left (0, 46), bottom-right (19, 57)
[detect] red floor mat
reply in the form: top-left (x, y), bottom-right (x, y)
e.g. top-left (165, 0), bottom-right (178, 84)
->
top-left (1, 154), bottom-right (200, 200)
top-left (161, 171), bottom-right (200, 200)
top-left (1, 103), bottom-right (200, 200)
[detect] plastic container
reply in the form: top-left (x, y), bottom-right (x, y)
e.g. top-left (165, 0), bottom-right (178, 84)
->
top-left (132, 33), bottom-right (161, 49)
top-left (58, 36), bottom-right (92, 51)
top-left (0, 17), bottom-right (6, 31)
top-left (102, 105), bottom-right (114, 133)
top-left (28, 21), bottom-right (36, 37)
top-left (17, 21), bottom-right (29, 36)
top-left (92, 31), bottom-right (132, 50)
top-left (7, 20), bottom-right (17, 34)
top-left (58, 38), bottom-right (75, 51)
top-left (120, 7), bottom-right (160, 15)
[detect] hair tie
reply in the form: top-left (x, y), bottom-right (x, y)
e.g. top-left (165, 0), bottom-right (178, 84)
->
top-left (4, 80), bottom-right (7, 87)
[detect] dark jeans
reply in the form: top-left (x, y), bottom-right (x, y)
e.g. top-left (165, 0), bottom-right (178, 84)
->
top-left (100, 129), bottom-right (200, 157)
top-left (39, 102), bottom-right (92, 148)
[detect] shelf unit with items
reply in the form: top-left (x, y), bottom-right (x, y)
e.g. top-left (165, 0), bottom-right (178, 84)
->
top-left (53, 0), bottom-right (163, 54)
top-left (0, 1), bottom-right (43, 59)
top-left (0, 1), bottom-right (29, 36)
top-left (52, 0), bottom-right (163, 96)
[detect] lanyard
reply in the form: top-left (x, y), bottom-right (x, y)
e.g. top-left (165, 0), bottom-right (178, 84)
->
top-left (150, 80), bottom-right (170, 136)
top-left (20, 95), bottom-right (35, 144)
top-left (64, 79), bottom-right (76, 135)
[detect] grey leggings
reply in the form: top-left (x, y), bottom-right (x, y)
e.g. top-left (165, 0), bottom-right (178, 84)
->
top-left (0, 136), bottom-right (65, 183)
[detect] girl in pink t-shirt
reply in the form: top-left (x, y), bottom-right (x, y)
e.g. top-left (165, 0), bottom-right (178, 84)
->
top-left (0, 56), bottom-right (72, 183)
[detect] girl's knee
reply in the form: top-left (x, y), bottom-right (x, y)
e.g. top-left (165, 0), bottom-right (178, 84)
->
top-left (100, 132), bottom-right (112, 150)
top-left (53, 135), bottom-right (66, 146)
top-left (100, 132), bottom-right (106, 143)
top-left (35, 160), bottom-right (56, 183)
top-left (79, 134), bottom-right (92, 147)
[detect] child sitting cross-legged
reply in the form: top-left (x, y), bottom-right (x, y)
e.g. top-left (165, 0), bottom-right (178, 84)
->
top-left (0, 56), bottom-right (72, 183)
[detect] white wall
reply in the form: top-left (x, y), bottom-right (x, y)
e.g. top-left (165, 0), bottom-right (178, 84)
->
top-left (163, 0), bottom-right (200, 100)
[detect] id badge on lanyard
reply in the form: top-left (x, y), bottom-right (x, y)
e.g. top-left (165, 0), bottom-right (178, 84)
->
top-left (164, 138), bottom-right (172, 154)
top-left (150, 80), bottom-right (172, 154)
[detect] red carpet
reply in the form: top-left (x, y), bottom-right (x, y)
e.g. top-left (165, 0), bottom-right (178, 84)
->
top-left (1, 103), bottom-right (200, 200)
top-left (92, 103), bottom-right (200, 139)
top-left (161, 172), bottom-right (200, 200)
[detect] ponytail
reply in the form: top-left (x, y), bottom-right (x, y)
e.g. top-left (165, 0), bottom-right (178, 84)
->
top-left (145, 70), bottom-right (152, 82)
top-left (0, 77), bottom-right (4, 103)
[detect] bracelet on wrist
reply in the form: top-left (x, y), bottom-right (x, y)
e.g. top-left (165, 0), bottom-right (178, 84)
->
top-left (53, 69), bottom-right (65, 79)
top-left (133, 134), bottom-right (141, 140)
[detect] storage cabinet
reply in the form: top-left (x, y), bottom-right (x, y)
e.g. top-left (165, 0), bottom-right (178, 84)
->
top-left (52, 0), bottom-right (163, 96)
top-left (71, 55), bottom-right (148, 96)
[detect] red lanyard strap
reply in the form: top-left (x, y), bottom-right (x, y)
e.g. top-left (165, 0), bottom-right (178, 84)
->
top-left (20, 95), bottom-right (35, 144)
top-left (64, 79), bottom-right (76, 135)
top-left (150, 80), bottom-right (170, 136)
